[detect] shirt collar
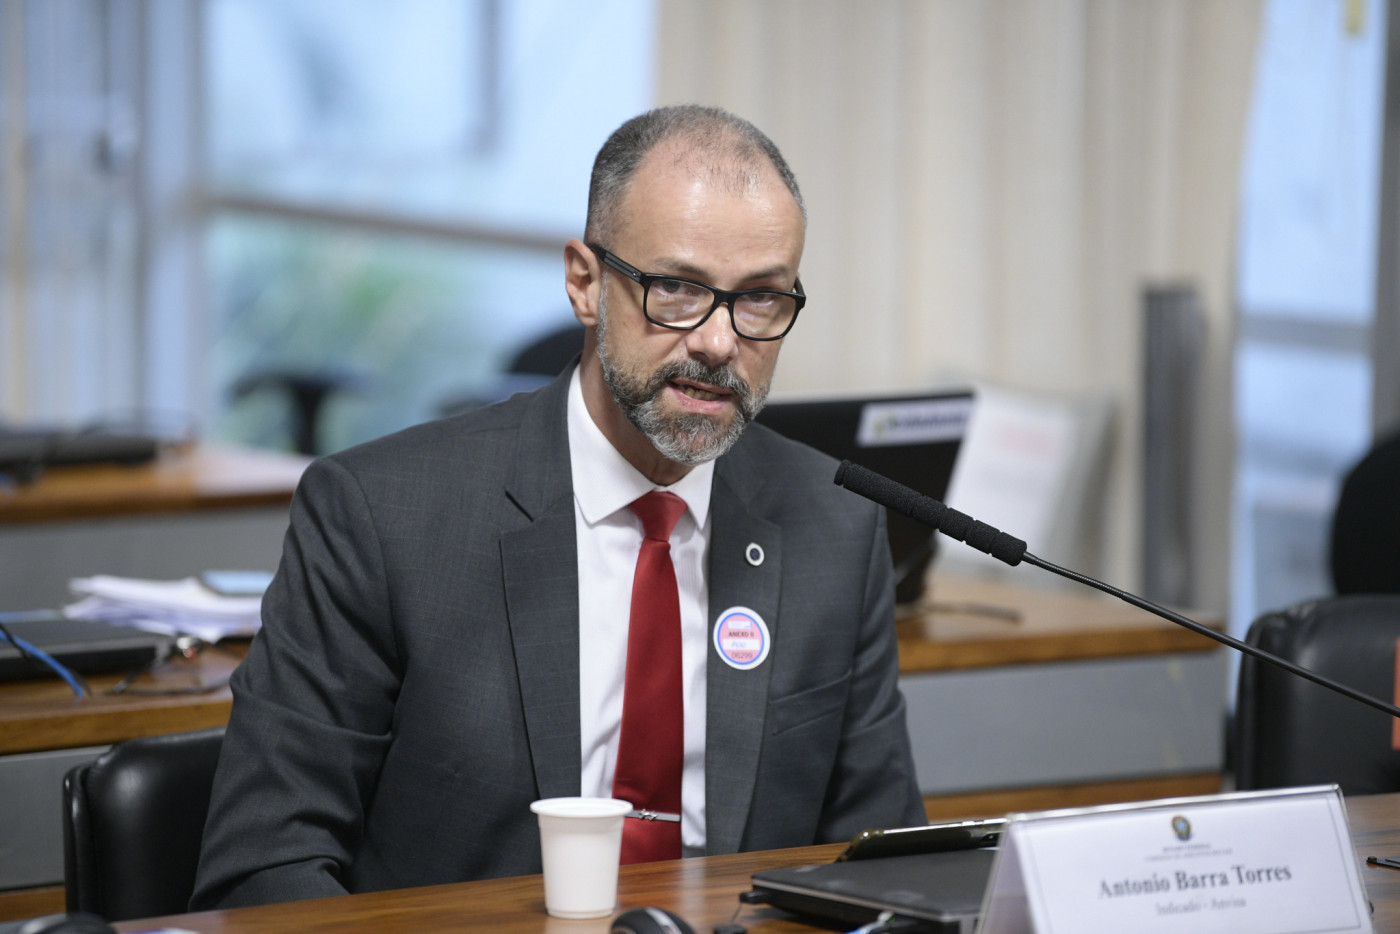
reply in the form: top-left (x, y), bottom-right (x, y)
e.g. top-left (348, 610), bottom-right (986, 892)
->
top-left (567, 365), bottom-right (715, 529)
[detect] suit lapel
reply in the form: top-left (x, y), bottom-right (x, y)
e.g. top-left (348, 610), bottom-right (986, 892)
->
top-left (704, 446), bottom-right (781, 854)
top-left (497, 375), bottom-right (787, 841)
top-left (501, 373), bottom-right (582, 800)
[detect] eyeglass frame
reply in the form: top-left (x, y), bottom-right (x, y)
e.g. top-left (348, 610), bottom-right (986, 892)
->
top-left (587, 243), bottom-right (805, 341)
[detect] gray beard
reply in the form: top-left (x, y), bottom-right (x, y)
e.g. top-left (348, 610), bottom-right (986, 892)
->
top-left (595, 287), bottom-right (769, 467)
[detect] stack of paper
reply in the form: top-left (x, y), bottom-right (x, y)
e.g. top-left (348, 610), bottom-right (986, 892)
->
top-left (66, 575), bottom-right (263, 643)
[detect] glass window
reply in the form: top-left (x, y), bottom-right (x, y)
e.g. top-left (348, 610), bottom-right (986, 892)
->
top-left (203, 0), bottom-right (654, 452)
top-left (1231, 0), bottom-right (1385, 630)
top-left (208, 217), bottom-right (575, 451)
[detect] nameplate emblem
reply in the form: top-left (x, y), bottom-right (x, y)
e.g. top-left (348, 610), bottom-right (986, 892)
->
top-left (978, 785), bottom-right (1372, 933)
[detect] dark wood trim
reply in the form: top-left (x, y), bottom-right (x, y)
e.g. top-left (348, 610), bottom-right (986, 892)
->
top-left (923, 772), bottom-right (1224, 822)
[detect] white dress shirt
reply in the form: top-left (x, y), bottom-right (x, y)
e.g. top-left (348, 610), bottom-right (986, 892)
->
top-left (568, 366), bottom-right (713, 856)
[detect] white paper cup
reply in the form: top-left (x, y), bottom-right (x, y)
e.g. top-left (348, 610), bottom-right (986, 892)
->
top-left (531, 796), bottom-right (632, 919)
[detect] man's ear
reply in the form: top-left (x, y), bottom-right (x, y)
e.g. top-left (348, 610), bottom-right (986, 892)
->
top-left (564, 239), bottom-right (601, 327)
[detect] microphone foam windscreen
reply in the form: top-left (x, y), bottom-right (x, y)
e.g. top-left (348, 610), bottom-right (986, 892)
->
top-left (835, 460), bottom-right (1027, 566)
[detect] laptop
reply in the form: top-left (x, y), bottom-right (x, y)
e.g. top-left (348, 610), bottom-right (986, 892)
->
top-left (748, 847), bottom-right (995, 934)
top-left (0, 616), bottom-right (174, 682)
top-left (0, 425), bottom-right (161, 481)
top-left (756, 390), bottom-right (974, 606)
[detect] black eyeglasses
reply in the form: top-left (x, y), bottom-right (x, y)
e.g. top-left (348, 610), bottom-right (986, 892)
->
top-left (588, 244), bottom-right (804, 341)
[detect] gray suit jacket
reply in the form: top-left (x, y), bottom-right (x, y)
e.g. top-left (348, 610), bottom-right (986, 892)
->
top-left (191, 368), bottom-right (923, 909)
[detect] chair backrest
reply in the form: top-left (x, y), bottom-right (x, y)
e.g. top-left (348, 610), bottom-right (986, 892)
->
top-left (507, 323), bottom-right (584, 376)
top-left (1233, 596), bottom-right (1400, 794)
top-left (62, 727), bottom-right (225, 922)
top-left (1330, 429), bottom-right (1400, 595)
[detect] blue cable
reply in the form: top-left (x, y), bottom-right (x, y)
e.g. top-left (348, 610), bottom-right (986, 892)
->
top-left (0, 616), bottom-right (91, 697)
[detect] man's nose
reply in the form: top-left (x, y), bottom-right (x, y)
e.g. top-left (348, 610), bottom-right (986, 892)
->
top-left (684, 302), bottom-right (740, 365)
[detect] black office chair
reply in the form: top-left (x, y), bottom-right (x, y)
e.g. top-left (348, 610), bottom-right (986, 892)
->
top-left (229, 368), bottom-right (368, 455)
top-left (1233, 596), bottom-right (1400, 794)
top-left (505, 322), bottom-right (585, 377)
top-left (1330, 429), bottom-right (1400, 595)
top-left (438, 322), bottom-right (585, 416)
top-left (62, 727), bottom-right (225, 922)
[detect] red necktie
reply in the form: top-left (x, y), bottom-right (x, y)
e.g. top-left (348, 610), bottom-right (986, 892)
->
top-left (612, 490), bottom-right (687, 863)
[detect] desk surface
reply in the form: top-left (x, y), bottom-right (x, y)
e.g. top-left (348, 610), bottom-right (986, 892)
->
top-left (0, 445), bottom-right (308, 525)
top-left (0, 573), bottom-right (1217, 757)
top-left (0, 578), bottom-right (1223, 920)
top-left (900, 573), bottom-right (1222, 671)
top-left (0, 643), bottom-right (245, 756)
top-left (114, 792), bottom-right (1400, 934)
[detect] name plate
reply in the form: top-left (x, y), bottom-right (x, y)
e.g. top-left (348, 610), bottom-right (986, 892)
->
top-left (978, 785), bottom-right (1372, 933)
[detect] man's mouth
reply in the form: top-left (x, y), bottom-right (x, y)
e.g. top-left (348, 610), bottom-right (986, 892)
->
top-left (671, 379), bottom-right (731, 403)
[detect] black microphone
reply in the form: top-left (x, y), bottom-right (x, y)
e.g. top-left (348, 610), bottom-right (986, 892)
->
top-left (834, 460), bottom-right (1028, 566)
top-left (834, 459), bottom-right (1400, 721)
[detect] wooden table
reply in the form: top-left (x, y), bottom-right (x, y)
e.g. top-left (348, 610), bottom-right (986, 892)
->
top-left (0, 445), bottom-right (300, 918)
top-left (0, 642), bottom-right (247, 757)
top-left (0, 444), bottom-right (309, 525)
top-left (899, 573), bottom-right (1221, 671)
top-left (112, 792), bottom-right (1400, 934)
top-left (0, 645), bottom-right (248, 920)
top-left (0, 445), bottom-right (308, 614)
top-left (0, 573), bottom-right (1221, 760)
top-left (0, 571), bottom-right (1225, 920)
top-left (0, 443), bottom-right (296, 756)
top-left (900, 574), bottom-right (1226, 821)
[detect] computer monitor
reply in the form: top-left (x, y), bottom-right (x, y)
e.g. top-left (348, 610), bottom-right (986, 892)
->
top-left (755, 389), bottom-right (974, 606)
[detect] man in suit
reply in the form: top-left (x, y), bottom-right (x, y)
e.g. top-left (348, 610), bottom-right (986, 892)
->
top-left (191, 104), bottom-right (924, 909)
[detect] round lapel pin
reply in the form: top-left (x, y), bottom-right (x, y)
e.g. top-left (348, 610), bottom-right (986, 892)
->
top-left (712, 606), bottom-right (770, 670)
top-left (745, 542), bottom-right (765, 566)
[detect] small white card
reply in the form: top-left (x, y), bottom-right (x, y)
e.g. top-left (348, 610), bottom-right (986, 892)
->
top-left (978, 785), bottom-right (1372, 934)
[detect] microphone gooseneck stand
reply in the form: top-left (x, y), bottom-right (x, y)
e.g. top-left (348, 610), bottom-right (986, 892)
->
top-left (834, 459), bottom-right (1400, 721)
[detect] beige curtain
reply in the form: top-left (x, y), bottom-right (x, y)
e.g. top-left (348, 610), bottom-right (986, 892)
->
top-left (658, 0), bottom-right (1261, 608)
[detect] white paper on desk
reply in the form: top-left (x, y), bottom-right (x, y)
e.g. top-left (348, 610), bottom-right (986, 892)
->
top-left (65, 575), bottom-right (262, 642)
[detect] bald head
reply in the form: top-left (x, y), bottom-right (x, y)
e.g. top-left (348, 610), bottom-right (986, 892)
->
top-left (584, 105), bottom-right (805, 247)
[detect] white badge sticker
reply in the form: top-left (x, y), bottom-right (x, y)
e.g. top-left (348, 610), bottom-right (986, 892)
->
top-left (712, 606), bottom-right (770, 670)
